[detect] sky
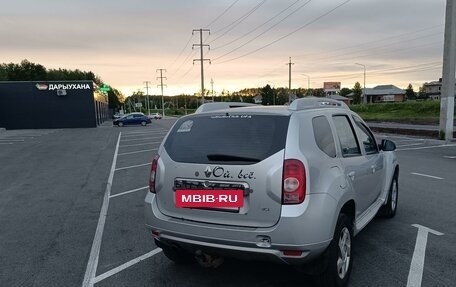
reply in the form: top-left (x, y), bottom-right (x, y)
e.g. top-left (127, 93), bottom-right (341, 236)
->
top-left (0, 0), bottom-right (447, 97)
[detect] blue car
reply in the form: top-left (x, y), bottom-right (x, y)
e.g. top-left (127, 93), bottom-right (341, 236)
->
top-left (113, 112), bottom-right (152, 127)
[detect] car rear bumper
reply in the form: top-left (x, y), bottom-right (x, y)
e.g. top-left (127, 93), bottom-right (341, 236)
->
top-left (145, 192), bottom-right (336, 264)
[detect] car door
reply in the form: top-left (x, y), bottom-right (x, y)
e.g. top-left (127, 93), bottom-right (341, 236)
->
top-left (332, 114), bottom-right (375, 215)
top-left (124, 115), bottom-right (134, 125)
top-left (351, 116), bottom-right (384, 207)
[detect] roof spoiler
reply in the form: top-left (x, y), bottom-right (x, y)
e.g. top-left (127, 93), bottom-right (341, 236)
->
top-left (288, 97), bottom-right (349, 111)
top-left (195, 102), bottom-right (258, 114)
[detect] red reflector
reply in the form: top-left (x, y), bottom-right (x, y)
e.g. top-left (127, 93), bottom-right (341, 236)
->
top-left (149, 155), bottom-right (160, 193)
top-left (282, 250), bottom-right (303, 256)
top-left (151, 230), bottom-right (160, 237)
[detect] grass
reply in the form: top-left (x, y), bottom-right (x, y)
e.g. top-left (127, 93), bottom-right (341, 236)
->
top-left (349, 101), bottom-right (449, 123)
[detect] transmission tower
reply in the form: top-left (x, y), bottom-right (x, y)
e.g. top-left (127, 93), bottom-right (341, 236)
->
top-left (193, 29), bottom-right (211, 106)
top-left (156, 69), bottom-right (167, 118)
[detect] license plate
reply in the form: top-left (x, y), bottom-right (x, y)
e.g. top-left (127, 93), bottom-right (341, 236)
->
top-left (175, 189), bottom-right (244, 208)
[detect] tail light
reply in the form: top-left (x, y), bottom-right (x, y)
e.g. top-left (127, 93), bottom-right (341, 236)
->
top-left (282, 159), bottom-right (306, 204)
top-left (149, 155), bottom-right (160, 193)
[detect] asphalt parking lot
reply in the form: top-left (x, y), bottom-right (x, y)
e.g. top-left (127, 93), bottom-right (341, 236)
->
top-left (0, 120), bottom-right (455, 287)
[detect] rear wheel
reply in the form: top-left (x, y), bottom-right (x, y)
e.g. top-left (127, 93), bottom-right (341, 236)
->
top-left (379, 174), bottom-right (398, 218)
top-left (141, 121), bottom-right (147, 126)
top-left (118, 122), bottom-right (124, 127)
top-left (314, 214), bottom-right (353, 287)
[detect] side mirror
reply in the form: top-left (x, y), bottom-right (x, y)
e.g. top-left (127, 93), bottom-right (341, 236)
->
top-left (380, 139), bottom-right (396, 151)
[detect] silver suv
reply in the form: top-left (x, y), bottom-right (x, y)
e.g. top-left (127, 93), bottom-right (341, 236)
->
top-left (145, 98), bottom-right (399, 286)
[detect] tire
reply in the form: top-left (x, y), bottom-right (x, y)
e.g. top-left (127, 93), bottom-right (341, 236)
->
top-left (141, 121), bottom-right (147, 126)
top-left (118, 122), bottom-right (124, 127)
top-left (379, 174), bottom-right (398, 218)
top-left (314, 214), bottom-right (353, 287)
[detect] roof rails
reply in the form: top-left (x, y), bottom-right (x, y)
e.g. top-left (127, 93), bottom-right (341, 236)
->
top-left (195, 102), bottom-right (258, 114)
top-left (288, 97), bottom-right (349, 111)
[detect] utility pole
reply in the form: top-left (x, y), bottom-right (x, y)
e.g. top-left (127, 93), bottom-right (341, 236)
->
top-left (156, 69), bottom-right (167, 119)
top-left (211, 78), bottom-right (214, 102)
top-left (144, 81), bottom-right (151, 115)
top-left (286, 57), bottom-right (295, 103)
top-left (355, 63), bottom-right (367, 104)
top-left (440, 0), bottom-right (456, 142)
top-left (193, 29), bottom-right (211, 106)
top-left (302, 74), bottom-right (310, 96)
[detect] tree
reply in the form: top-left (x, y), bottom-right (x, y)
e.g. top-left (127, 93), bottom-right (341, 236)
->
top-left (352, 82), bottom-right (362, 104)
top-left (107, 88), bottom-right (124, 110)
top-left (405, 83), bottom-right (416, 100)
top-left (340, 87), bottom-right (352, 97)
top-left (417, 84), bottom-right (428, 100)
top-left (310, 88), bottom-right (326, 97)
top-left (260, 84), bottom-right (274, 105)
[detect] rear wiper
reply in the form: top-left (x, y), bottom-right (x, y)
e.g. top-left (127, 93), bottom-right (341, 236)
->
top-left (206, 154), bottom-right (261, 163)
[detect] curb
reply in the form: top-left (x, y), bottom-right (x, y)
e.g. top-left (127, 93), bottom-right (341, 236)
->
top-left (370, 126), bottom-right (456, 139)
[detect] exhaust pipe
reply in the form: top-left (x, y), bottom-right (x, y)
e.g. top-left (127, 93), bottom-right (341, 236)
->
top-left (194, 250), bottom-right (224, 268)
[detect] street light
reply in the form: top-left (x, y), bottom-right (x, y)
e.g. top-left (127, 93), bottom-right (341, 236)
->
top-left (302, 74), bottom-right (310, 96)
top-left (355, 63), bottom-right (367, 104)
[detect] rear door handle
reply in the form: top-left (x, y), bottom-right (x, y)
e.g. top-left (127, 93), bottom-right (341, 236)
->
top-left (348, 171), bottom-right (355, 181)
top-left (371, 165), bottom-right (376, 173)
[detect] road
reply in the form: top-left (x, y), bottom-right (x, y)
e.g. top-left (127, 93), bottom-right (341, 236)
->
top-left (0, 120), bottom-right (455, 287)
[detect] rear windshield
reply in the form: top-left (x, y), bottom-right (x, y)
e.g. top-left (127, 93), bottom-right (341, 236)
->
top-left (164, 114), bottom-right (290, 165)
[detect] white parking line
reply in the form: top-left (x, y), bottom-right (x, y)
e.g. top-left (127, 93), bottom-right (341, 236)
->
top-left (117, 148), bottom-right (157, 156)
top-left (0, 142), bottom-right (13, 145)
top-left (122, 130), bottom-right (167, 135)
top-left (109, 186), bottom-right (149, 199)
top-left (396, 143), bottom-right (425, 148)
top-left (443, 155), bottom-right (456, 159)
top-left (115, 162), bottom-right (151, 171)
top-left (0, 139), bottom-right (25, 142)
top-left (120, 137), bottom-right (165, 142)
top-left (407, 224), bottom-right (444, 287)
top-left (411, 172), bottom-right (444, 180)
top-left (92, 248), bottom-right (162, 284)
top-left (397, 144), bottom-right (456, 151)
top-left (119, 141), bottom-right (161, 148)
top-left (121, 132), bottom-right (167, 137)
top-left (82, 132), bottom-right (121, 287)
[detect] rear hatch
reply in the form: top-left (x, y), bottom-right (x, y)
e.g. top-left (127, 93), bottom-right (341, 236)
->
top-left (156, 112), bottom-right (290, 228)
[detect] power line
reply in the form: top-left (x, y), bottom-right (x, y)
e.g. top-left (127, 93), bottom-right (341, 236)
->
top-left (169, 34), bottom-right (194, 69)
top-left (205, 0), bottom-right (240, 28)
top-left (209, 0), bottom-right (266, 44)
top-left (170, 49), bottom-right (197, 78)
top-left (302, 33), bottom-right (443, 63)
top-left (215, 0), bottom-right (352, 64)
top-left (295, 24), bottom-right (443, 61)
top-left (211, 0), bottom-right (266, 35)
top-left (212, 0), bottom-right (306, 51)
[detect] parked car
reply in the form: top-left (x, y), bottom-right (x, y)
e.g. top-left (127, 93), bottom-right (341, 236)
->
top-left (145, 98), bottom-right (399, 287)
top-left (113, 112), bottom-right (151, 127)
top-left (148, 112), bottom-right (162, 119)
top-left (112, 112), bottom-right (124, 119)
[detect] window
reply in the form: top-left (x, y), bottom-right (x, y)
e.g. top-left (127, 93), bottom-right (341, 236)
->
top-left (164, 115), bottom-right (290, 164)
top-left (312, 116), bottom-right (336, 158)
top-left (332, 115), bottom-right (361, 157)
top-left (352, 116), bottom-right (378, 154)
